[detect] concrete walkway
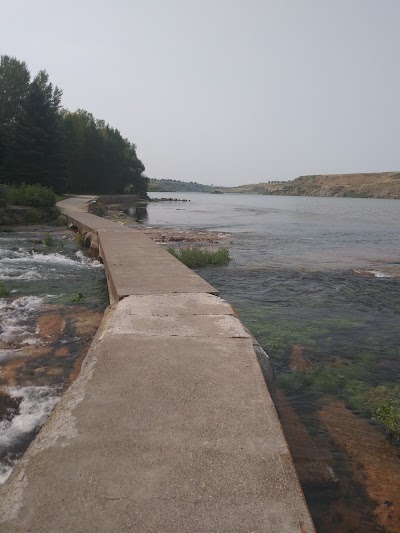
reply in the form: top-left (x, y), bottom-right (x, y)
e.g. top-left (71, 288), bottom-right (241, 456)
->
top-left (0, 196), bottom-right (314, 532)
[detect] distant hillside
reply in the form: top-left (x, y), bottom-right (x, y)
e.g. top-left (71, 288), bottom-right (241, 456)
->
top-left (148, 179), bottom-right (220, 193)
top-left (217, 172), bottom-right (400, 199)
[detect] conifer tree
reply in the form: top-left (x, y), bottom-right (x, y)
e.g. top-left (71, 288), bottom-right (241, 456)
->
top-left (5, 71), bottom-right (66, 192)
top-left (0, 56), bottom-right (30, 179)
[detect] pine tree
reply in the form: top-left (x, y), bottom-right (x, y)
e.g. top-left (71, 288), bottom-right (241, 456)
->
top-left (0, 56), bottom-right (30, 180)
top-left (5, 71), bottom-right (66, 192)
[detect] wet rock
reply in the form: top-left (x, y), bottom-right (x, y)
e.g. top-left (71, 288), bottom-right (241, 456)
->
top-left (37, 314), bottom-right (66, 340)
top-left (289, 345), bottom-right (312, 371)
top-left (319, 399), bottom-right (400, 531)
top-left (276, 390), bottom-right (335, 486)
top-left (54, 347), bottom-right (69, 358)
top-left (69, 308), bottom-right (103, 337)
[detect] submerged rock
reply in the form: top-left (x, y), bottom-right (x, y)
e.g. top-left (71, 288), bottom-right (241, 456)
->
top-left (319, 399), bottom-right (400, 531)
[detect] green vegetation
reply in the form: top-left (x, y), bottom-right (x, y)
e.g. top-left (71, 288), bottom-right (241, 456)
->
top-left (76, 233), bottom-right (85, 247)
top-left (369, 385), bottom-right (400, 439)
top-left (167, 247), bottom-right (231, 268)
top-left (149, 178), bottom-right (222, 193)
top-left (7, 184), bottom-right (56, 207)
top-left (43, 233), bottom-right (56, 247)
top-left (278, 359), bottom-right (400, 440)
top-left (0, 282), bottom-right (10, 297)
top-left (0, 55), bottom-right (148, 196)
top-left (70, 291), bottom-right (86, 302)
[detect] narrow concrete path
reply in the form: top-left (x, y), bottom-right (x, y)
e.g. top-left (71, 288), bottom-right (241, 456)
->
top-left (0, 196), bottom-right (314, 532)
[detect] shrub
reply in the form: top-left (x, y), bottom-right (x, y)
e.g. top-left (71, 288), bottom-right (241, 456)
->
top-left (8, 184), bottom-right (57, 207)
top-left (166, 247), bottom-right (231, 268)
top-left (71, 291), bottom-right (86, 302)
top-left (43, 233), bottom-right (56, 247)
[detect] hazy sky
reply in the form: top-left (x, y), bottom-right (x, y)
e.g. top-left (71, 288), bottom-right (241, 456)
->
top-left (2, 1), bottom-right (400, 185)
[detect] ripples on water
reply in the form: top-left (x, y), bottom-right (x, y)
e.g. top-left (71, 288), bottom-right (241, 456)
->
top-left (0, 229), bottom-right (106, 483)
top-left (147, 192), bottom-right (400, 533)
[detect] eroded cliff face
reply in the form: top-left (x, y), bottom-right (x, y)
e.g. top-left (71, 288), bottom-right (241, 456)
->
top-left (221, 171), bottom-right (400, 198)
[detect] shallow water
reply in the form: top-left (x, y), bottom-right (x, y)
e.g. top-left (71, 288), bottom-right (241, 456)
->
top-left (0, 227), bottom-right (106, 483)
top-left (145, 192), bottom-right (400, 533)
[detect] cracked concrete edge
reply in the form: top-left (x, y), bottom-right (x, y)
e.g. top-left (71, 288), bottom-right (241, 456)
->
top-left (111, 293), bottom-right (235, 317)
top-left (241, 332), bottom-right (314, 530)
top-left (0, 304), bottom-right (116, 523)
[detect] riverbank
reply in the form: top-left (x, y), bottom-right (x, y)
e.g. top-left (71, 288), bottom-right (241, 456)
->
top-left (215, 171), bottom-right (400, 199)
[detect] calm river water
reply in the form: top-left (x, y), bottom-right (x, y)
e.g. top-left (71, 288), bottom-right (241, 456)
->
top-left (147, 192), bottom-right (400, 533)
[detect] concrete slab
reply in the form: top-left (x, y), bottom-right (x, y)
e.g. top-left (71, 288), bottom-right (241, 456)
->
top-left (107, 294), bottom-right (247, 337)
top-left (58, 196), bottom-right (96, 212)
top-left (108, 313), bottom-right (250, 338)
top-left (68, 212), bottom-right (134, 233)
top-left (0, 332), bottom-right (314, 533)
top-left (98, 230), bottom-right (217, 300)
top-left (111, 293), bottom-right (234, 317)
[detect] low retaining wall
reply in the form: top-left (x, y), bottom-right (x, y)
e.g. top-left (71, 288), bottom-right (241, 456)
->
top-left (0, 196), bottom-right (315, 532)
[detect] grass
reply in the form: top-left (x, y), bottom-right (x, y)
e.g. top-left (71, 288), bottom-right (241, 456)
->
top-left (70, 291), bottom-right (86, 302)
top-left (76, 232), bottom-right (85, 247)
top-left (0, 282), bottom-right (11, 297)
top-left (166, 247), bottom-right (231, 268)
top-left (43, 233), bottom-right (56, 247)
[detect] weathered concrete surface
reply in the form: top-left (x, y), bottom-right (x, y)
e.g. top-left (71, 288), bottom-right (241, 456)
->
top-left (58, 196), bottom-right (217, 301)
top-left (98, 230), bottom-right (217, 302)
top-left (0, 196), bottom-right (315, 532)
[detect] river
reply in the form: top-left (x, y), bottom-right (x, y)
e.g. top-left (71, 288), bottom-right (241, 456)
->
top-left (0, 226), bottom-right (107, 483)
top-left (146, 192), bottom-right (400, 533)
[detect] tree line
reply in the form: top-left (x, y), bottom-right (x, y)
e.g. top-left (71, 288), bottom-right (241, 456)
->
top-left (0, 55), bottom-right (148, 195)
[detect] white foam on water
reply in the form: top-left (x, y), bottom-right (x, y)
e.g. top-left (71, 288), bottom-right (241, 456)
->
top-left (0, 461), bottom-right (16, 484)
top-left (353, 269), bottom-right (395, 279)
top-left (0, 246), bottom-right (103, 282)
top-left (0, 296), bottom-right (44, 347)
top-left (0, 248), bottom-right (27, 259)
top-left (367, 270), bottom-right (393, 279)
top-left (1, 251), bottom-right (81, 267)
top-left (0, 266), bottom-right (41, 281)
top-left (0, 386), bottom-right (60, 484)
top-left (75, 250), bottom-right (103, 268)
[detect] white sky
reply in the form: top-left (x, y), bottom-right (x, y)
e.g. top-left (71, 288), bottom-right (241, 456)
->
top-left (2, 0), bottom-right (400, 185)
